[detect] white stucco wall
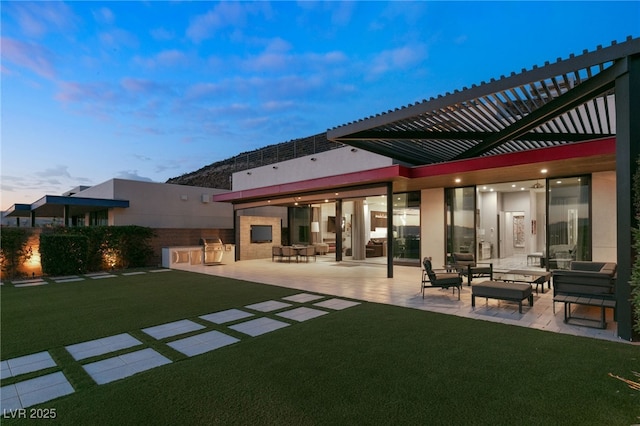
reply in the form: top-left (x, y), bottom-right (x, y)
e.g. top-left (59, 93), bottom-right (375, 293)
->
top-left (421, 188), bottom-right (445, 267)
top-left (231, 146), bottom-right (393, 191)
top-left (75, 179), bottom-right (233, 229)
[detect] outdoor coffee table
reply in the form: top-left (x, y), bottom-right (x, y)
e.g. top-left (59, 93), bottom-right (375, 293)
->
top-left (492, 270), bottom-right (552, 294)
top-left (471, 281), bottom-right (533, 314)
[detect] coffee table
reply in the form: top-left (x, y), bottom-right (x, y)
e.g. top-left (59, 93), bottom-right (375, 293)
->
top-left (492, 270), bottom-right (552, 294)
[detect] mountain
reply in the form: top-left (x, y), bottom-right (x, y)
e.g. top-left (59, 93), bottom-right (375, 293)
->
top-left (166, 132), bottom-right (341, 190)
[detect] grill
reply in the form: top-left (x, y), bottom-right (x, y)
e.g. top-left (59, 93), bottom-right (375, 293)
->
top-left (200, 237), bottom-right (224, 265)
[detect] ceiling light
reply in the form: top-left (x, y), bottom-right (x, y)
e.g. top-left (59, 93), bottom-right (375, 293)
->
top-left (541, 169), bottom-right (548, 174)
top-left (455, 178), bottom-right (461, 183)
top-left (556, 180), bottom-right (562, 184)
top-left (511, 184), bottom-right (516, 188)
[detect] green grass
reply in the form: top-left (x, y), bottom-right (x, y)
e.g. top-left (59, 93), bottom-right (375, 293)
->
top-left (1, 270), bottom-right (638, 425)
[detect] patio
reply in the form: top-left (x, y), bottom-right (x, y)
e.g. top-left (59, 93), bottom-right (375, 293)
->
top-left (173, 254), bottom-right (622, 344)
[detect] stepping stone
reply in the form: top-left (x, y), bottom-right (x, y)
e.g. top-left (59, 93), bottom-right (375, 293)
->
top-left (14, 281), bottom-right (47, 288)
top-left (90, 274), bottom-right (117, 280)
top-left (122, 271), bottom-right (146, 276)
top-left (82, 348), bottom-right (171, 385)
top-left (142, 319), bottom-right (206, 340)
top-left (313, 298), bottom-right (361, 310)
top-left (54, 277), bottom-right (85, 283)
top-left (199, 309), bottom-right (254, 324)
top-left (3, 351), bottom-right (57, 378)
top-left (244, 300), bottom-right (292, 312)
top-left (276, 307), bottom-right (329, 322)
top-left (149, 269), bottom-right (171, 273)
top-left (65, 333), bottom-right (142, 361)
top-left (229, 317), bottom-right (290, 337)
top-left (11, 278), bottom-right (45, 285)
top-left (282, 293), bottom-right (325, 303)
top-left (1, 372), bottom-right (74, 409)
top-left (167, 330), bottom-right (239, 357)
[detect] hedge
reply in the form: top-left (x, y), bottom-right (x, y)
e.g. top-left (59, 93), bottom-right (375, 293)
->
top-left (0, 227), bottom-right (33, 279)
top-left (40, 234), bottom-right (89, 276)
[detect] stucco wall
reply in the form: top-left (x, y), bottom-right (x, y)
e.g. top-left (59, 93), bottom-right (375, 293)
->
top-left (231, 146), bottom-right (393, 191)
top-left (421, 188), bottom-right (445, 267)
top-left (76, 179), bottom-right (233, 229)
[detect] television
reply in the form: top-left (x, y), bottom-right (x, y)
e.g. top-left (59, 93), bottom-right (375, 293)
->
top-left (250, 225), bottom-right (273, 243)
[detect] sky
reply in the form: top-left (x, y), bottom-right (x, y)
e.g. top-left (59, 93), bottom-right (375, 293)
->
top-left (1, 1), bottom-right (639, 211)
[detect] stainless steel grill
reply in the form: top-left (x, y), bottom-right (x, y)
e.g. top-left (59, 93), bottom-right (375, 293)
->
top-left (200, 237), bottom-right (224, 265)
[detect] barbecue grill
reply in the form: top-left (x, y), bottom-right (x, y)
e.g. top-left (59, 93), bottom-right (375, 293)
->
top-left (200, 237), bottom-right (224, 265)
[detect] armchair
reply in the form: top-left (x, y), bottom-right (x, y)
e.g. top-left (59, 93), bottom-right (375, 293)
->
top-left (452, 252), bottom-right (493, 286)
top-left (421, 257), bottom-right (462, 300)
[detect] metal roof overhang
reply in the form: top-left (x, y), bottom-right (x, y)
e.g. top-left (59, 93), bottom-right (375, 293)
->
top-left (327, 37), bottom-right (639, 167)
top-left (5, 196), bottom-right (130, 218)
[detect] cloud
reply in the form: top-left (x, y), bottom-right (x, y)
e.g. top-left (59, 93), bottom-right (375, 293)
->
top-left (133, 49), bottom-right (189, 68)
top-left (93, 7), bottom-right (115, 25)
top-left (1, 38), bottom-right (56, 79)
top-left (368, 44), bottom-right (428, 78)
top-left (98, 28), bottom-right (139, 49)
top-left (186, 2), bottom-right (271, 43)
top-left (115, 170), bottom-right (153, 182)
top-left (36, 165), bottom-right (72, 179)
top-left (9, 1), bottom-right (77, 38)
top-left (150, 27), bottom-right (175, 41)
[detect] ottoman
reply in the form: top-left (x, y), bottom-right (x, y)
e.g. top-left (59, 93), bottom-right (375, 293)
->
top-left (472, 281), bottom-right (533, 313)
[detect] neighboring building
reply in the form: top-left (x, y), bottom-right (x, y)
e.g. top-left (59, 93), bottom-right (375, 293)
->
top-left (213, 37), bottom-right (639, 341)
top-left (5, 179), bottom-right (233, 229)
top-left (3, 179), bottom-right (235, 272)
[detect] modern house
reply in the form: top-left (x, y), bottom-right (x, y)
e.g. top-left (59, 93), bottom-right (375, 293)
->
top-left (213, 37), bottom-right (639, 341)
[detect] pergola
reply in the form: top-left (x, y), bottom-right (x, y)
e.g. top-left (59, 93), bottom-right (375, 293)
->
top-left (328, 36), bottom-right (639, 341)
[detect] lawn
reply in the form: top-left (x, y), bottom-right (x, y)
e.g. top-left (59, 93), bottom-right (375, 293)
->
top-left (1, 270), bottom-right (638, 425)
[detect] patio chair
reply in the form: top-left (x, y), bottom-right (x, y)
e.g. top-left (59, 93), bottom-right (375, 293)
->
top-left (272, 246), bottom-right (283, 262)
top-left (298, 245), bottom-right (316, 262)
top-left (452, 252), bottom-right (493, 286)
top-left (421, 257), bottom-right (462, 300)
top-left (281, 246), bottom-right (298, 263)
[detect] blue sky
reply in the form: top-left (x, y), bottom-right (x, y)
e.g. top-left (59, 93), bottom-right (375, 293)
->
top-left (2, 1), bottom-right (639, 210)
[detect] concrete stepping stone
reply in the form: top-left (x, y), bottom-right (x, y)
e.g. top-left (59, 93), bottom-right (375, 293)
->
top-left (122, 271), bottom-right (146, 276)
top-left (1, 371), bottom-right (74, 410)
top-left (276, 307), bottom-right (329, 322)
top-left (2, 351), bottom-right (56, 378)
top-left (13, 280), bottom-right (48, 288)
top-left (199, 309), bottom-right (253, 324)
top-left (167, 330), bottom-right (239, 357)
top-left (245, 300), bottom-right (292, 312)
top-left (229, 317), bottom-right (290, 337)
top-left (142, 319), bottom-right (205, 340)
top-left (313, 298), bottom-right (361, 310)
top-left (282, 293), bottom-right (325, 303)
top-left (54, 277), bottom-right (85, 283)
top-left (65, 333), bottom-right (142, 361)
top-left (149, 269), bottom-right (171, 273)
top-left (82, 348), bottom-right (171, 385)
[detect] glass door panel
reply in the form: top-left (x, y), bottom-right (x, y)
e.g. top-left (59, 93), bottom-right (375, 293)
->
top-left (446, 187), bottom-right (476, 264)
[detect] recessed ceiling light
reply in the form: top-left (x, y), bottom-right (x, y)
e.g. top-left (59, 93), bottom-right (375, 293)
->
top-left (455, 178), bottom-right (461, 183)
top-left (541, 169), bottom-right (548, 174)
top-left (520, 187), bottom-right (525, 191)
top-left (511, 184), bottom-right (516, 188)
top-left (482, 186), bottom-right (487, 190)
top-left (556, 180), bottom-right (562, 184)
top-left (490, 188), bottom-right (494, 192)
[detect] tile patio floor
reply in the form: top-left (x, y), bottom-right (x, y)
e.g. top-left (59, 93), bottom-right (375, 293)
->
top-left (173, 255), bottom-right (627, 344)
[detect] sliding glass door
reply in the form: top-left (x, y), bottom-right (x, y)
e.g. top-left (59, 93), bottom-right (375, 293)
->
top-left (445, 187), bottom-right (476, 264)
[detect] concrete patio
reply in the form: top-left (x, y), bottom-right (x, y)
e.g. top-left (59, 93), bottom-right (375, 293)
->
top-left (174, 255), bottom-right (625, 344)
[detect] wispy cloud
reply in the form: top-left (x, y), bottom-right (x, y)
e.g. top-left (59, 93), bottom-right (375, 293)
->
top-left (368, 44), bottom-right (428, 79)
top-left (93, 7), bottom-right (115, 25)
top-left (9, 1), bottom-right (77, 38)
top-left (186, 2), bottom-right (271, 43)
top-left (1, 37), bottom-right (56, 79)
top-left (115, 170), bottom-right (153, 182)
top-left (133, 49), bottom-right (190, 69)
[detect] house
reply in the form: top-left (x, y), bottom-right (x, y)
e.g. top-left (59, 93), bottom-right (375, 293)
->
top-left (212, 37), bottom-right (639, 341)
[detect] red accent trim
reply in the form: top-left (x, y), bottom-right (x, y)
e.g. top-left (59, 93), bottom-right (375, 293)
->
top-left (213, 165), bottom-right (406, 202)
top-left (409, 138), bottom-right (615, 179)
top-left (213, 138), bottom-right (615, 203)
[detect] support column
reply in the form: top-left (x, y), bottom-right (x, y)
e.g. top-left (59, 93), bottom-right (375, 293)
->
top-left (386, 182), bottom-right (394, 278)
top-left (64, 205), bottom-right (70, 227)
top-left (335, 199), bottom-right (342, 261)
top-left (615, 53), bottom-right (640, 341)
top-left (31, 211), bottom-right (36, 227)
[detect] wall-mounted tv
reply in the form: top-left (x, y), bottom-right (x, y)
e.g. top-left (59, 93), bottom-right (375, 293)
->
top-left (250, 225), bottom-right (273, 243)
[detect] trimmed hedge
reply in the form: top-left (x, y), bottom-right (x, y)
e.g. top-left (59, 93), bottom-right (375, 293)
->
top-left (40, 234), bottom-right (89, 276)
top-left (49, 226), bottom-right (154, 271)
top-left (0, 227), bottom-right (33, 279)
